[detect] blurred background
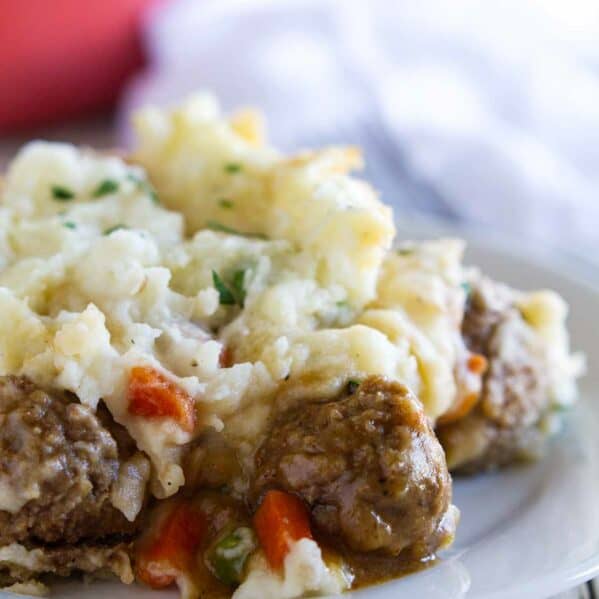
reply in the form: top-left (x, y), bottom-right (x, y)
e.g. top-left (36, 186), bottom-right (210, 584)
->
top-left (1, 0), bottom-right (599, 268)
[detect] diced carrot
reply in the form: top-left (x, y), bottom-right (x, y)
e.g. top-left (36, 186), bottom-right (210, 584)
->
top-left (128, 366), bottom-right (196, 432)
top-left (436, 392), bottom-right (480, 426)
top-left (253, 490), bottom-right (313, 570)
top-left (467, 353), bottom-right (488, 375)
top-left (219, 346), bottom-right (234, 368)
top-left (136, 502), bottom-right (206, 589)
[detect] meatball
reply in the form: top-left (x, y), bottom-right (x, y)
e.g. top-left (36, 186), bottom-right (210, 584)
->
top-left (251, 376), bottom-right (455, 558)
top-left (0, 376), bottom-right (139, 546)
top-left (437, 278), bottom-right (550, 473)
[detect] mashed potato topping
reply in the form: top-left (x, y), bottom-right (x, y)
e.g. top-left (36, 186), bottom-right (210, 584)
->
top-left (233, 539), bottom-right (351, 599)
top-left (0, 94), bottom-right (582, 598)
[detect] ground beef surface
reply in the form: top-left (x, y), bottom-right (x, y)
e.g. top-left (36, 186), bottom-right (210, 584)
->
top-left (252, 375), bottom-right (453, 558)
top-left (437, 278), bottom-right (550, 473)
top-left (0, 542), bottom-right (133, 586)
top-left (0, 376), bottom-right (139, 546)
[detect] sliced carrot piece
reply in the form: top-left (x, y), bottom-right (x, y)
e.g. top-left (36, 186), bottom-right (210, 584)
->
top-left (253, 490), bottom-right (313, 570)
top-left (128, 366), bottom-right (196, 432)
top-left (467, 353), bottom-right (488, 375)
top-left (136, 502), bottom-right (206, 589)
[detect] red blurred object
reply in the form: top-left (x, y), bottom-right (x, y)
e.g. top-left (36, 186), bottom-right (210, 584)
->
top-left (0, 0), bottom-right (156, 131)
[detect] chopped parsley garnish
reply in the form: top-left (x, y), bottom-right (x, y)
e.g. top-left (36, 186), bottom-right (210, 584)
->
top-left (224, 162), bottom-right (242, 174)
top-left (212, 269), bottom-right (248, 307)
top-left (51, 185), bottom-right (75, 200)
top-left (126, 172), bottom-right (160, 204)
top-left (206, 220), bottom-right (267, 240)
top-left (461, 281), bottom-right (472, 297)
top-left (212, 270), bottom-right (236, 306)
top-left (397, 247), bottom-right (414, 256)
top-left (206, 220), bottom-right (241, 235)
top-left (93, 179), bottom-right (119, 197)
top-left (126, 172), bottom-right (141, 183)
top-left (63, 221), bottom-right (77, 230)
top-left (104, 224), bottom-right (128, 235)
top-left (347, 379), bottom-right (360, 394)
top-left (336, 300), bottom-right (349, 308)
top-left (231, 269), bottom-right (247, 307)
top-left (218, 198), bottom-right (234, 209)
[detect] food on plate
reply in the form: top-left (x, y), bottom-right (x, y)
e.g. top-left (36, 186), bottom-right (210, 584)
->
top-left (437, 277), bottom-right (583, 473)
top-left (0, 377), bottom-right (140, 586)
top-left (0, 95), bottom-right (583, 597)
top-left (251, 376), bottom-right (456, 558)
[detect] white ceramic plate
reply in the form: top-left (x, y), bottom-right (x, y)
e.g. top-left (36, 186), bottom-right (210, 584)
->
top-left (4, 220), bottom-right (599, 599)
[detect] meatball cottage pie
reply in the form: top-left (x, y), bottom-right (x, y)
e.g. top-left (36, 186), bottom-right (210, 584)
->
top-left (0, 96), bottom-right (582, 598)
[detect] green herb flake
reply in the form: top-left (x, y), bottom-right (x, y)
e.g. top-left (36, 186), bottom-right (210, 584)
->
top-left (207, 220), bottom-right (241, 235)
top-left (336, 300), bottom-right (349, 308)
top-left (347, 379), bottom-right (361, 394)
top-left (206, 220), bottom-right (267, 240)
top-left (93, 179), bottom-right (119, 197)
top-left (461, 281), bottom-right (472, 297)
top-left (126, 172), bottom-right (151, 188)
top-left (126, 172), bottom-right (141, 183)
top-left (397, 247), bottom-right (414, 256)
top-left (63, 221), bottom-right (77, 230)
top-left (231, 269), bottom-right (247, 307)
top-left (224, 162), bottom-right (242, 174)
top-left (212, 270), bottom-right (236, 306)
top-left (126, 172), bottom-right (160, 204)
top-left (51, 185), bottom-right (75, 201)
top-left (218, 198), bottom-right (234, 209)
top-left (212, 269), bottom-right (248, 307)
top-left (104, 224), bottom-right (128, 235)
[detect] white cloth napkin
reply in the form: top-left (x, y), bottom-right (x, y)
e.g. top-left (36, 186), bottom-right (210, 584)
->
top-left (121, 0), bottom-right (599, 261)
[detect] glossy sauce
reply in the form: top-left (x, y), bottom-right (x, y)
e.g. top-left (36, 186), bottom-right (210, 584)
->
top-left (319, 535), bottom-right (436, 590)
top-left (140, 491), bottom-right (438, 597)
top-left (346, 551), bottom-right (436, 588)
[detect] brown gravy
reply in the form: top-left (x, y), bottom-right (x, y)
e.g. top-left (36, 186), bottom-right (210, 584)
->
top-left (143, 490), bottom-right (439, 596)
top-left (319, 535), bottom-right (436, 589)
top-left (348, 552), bottom-right (436, 589)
